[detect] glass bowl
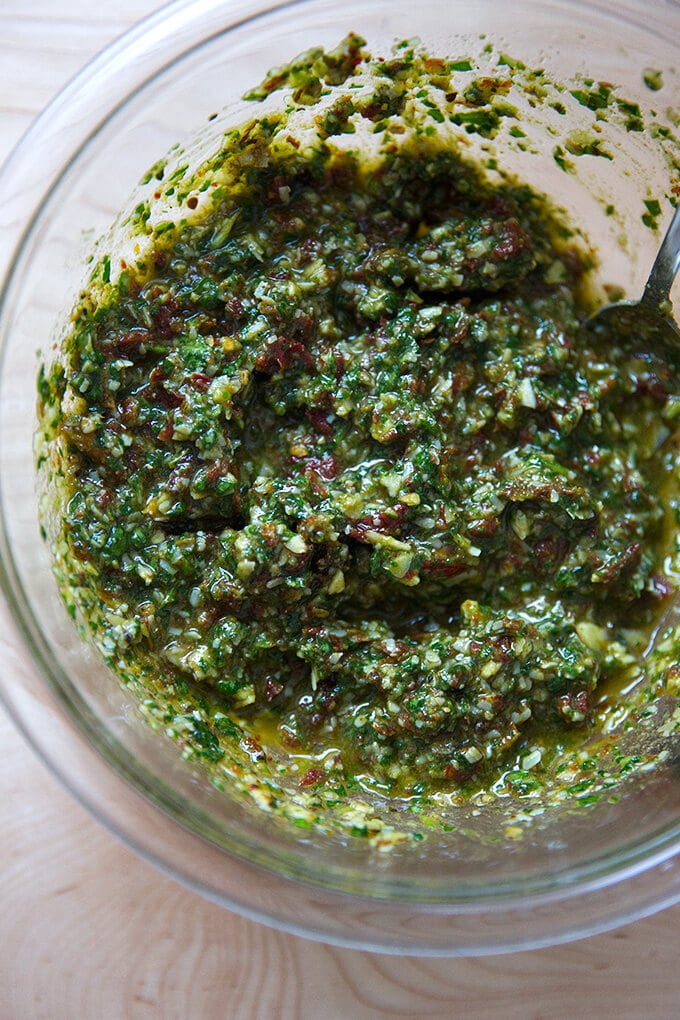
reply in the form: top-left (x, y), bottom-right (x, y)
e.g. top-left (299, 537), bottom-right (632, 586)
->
top-left (1, 0), bottom-right (680, 955)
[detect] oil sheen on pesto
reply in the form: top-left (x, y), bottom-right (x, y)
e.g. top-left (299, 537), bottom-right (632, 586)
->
top-left (37, 37), bottom-right (680, 820)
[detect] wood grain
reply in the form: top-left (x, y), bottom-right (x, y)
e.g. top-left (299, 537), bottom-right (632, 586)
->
top-left (4, 681), bottom-right (680, 1020)
top-left (4, 685), bottom-right (680, 1020)
top-left (2, 4), bottom-right (680, 1018)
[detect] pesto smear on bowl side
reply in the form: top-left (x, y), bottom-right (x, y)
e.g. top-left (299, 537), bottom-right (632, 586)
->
top-left (36, 36), bottom-right (680, 843)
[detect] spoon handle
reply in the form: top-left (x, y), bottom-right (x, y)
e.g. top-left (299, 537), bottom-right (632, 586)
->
top-left (642, 203), bottom-right (680, 309)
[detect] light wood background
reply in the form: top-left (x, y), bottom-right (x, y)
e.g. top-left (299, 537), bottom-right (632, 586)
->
top-left (2, 3), bottom-right (680, 1017)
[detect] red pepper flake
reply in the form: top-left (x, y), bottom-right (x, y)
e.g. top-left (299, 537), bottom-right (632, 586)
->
top-left (226, 296), bottom-right (244, 320)
top-left (298, 238), bottom-right (318, 265)
top-left (240, 737), bottom-right (266, 763)
top-left (155, 386), bottom-right (184, 410)
top-left (265, 678), bottom-right (284, 702)
top-left (152, 303), bottom-right (179, 339)
top-left (100, 327), bottom-right (151, 359)
top-left (492, 217), bottom-right (530, 262)
top-left (305, 453), bottom-right (339, 480)
top-left (450, 363), bottom-right (475, 394)
top-left (443, 763), bottom-right (473, 782)
top-left (261, 522), bottom-right (281, 548)
top-left (488, 195), bottom-right (514, 218)
top-left (556, 690), bottom-right (589, 724)
top-left (292, 312), bottom-right (314, 342)
top-left (299, 767), bottom-right (326, 788)
top-left (118, 396), bottom-right (139, 427)
top-left (348, 502), bottom-right (409, 539)
top-left (116, 329), bottom-right (150, 351)
top-left (191, 372), bottom-right (212, 392)
top-left (254, 337), bottom-right (314, 374)
top-left (533, 535), bottom-right (571, 570)
top-left (468, 517), bottom-right (499, 538)
top-left (306, 407), bottom-right (333, 435)
top-left (334, 351), bottom-right (346, 382)
top-left (636, 373), bottom-right (668, 401)
top-left (205, 457), bottom-right (235, 486)
top-left (420, 559), bottom-right (468, 578)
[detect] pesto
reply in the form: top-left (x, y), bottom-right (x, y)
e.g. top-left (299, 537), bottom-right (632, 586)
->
top-left (37, 36), bottom-right (680, 839)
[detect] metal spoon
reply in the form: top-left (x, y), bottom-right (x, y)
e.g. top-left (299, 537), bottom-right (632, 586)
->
top-left (586, 207), bottom-right (680, 666)
top-left (586, 204), bottom-right (680, 345)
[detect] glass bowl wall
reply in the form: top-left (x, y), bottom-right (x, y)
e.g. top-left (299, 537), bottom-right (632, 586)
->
top-left (1, 0), bottom-right (680, 954)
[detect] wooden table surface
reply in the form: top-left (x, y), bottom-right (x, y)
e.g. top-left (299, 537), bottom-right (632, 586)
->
top-left (2, 3), bottom-right (680, 1017)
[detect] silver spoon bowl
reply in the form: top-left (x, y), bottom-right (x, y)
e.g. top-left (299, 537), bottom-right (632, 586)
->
top-left (586, 204), bottom-right (680, 346)
top-left (586, 204), bottom-right (680, 662)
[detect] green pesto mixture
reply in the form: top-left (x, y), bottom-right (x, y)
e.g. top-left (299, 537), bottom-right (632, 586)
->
top-left (37, 37), bottom-right (680, 828)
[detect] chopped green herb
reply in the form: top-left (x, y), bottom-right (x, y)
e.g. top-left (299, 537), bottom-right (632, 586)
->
top-left (643, 68), bottom-right (664, 92)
